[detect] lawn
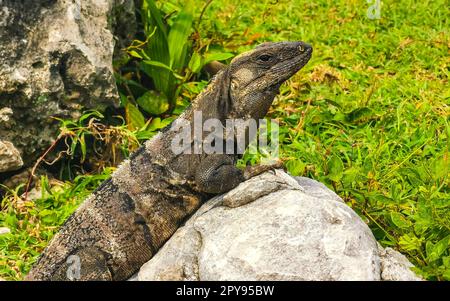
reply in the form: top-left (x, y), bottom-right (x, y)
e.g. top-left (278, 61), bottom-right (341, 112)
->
top-left (0, 0), bottom-right (449, 280)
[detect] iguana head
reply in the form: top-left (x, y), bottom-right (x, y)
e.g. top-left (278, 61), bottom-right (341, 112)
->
top-left (199, 41), bottom-right (312, 122)
top-left (225, 41), bottom-right (312, 119)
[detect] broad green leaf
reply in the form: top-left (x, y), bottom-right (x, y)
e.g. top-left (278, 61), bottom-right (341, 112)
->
top-left (327, 155), bottom-right (344, 182)
top-left (141, 0), bottom-right (172, 99)
top-left (119, 92), bottom-right (129, 106)
top-left (286, 159), bottom-right (306, 176)
top-left (443, 269), bottom-right (450, 281)
top-left (430, 156), bottom-right (449, 181)
top-left (429, 236), bottom-right (450, 262)
top-left (443, 256), bottom-right (450, 267)
top-left (168, 0), bottom-right (194, 70)
top-left (399, 233), bottom-right (423, 252)
top-left (342, 166), bottom-right (361, 183)
top-left (188, 51), bottom-right (234, 74)
top-left (204, 52), bottom-right (234, 64)
top-left (188, 52), bottom-right (203, 74)
top-left (147, 117), bottom-right (173, 132)
top-left (136, 117), bottom-right (174, 140)
top-left (125, 102), bottom-right (145, 131)
top-left (390, 212), bottom-right (411, 229)
top-left (426, 241), bottom-right (436, 262)
top-left (370, 193), bottom-right (393, 204)
top-left (142, 0), bottom-right (167, 38)
top-left (137, 90), bottom-right (169, 115)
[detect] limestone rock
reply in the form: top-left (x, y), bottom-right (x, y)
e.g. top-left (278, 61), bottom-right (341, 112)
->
top-left (0, 140), bottom-right (23, 172)
top-left (0, 0), bottom-right (136, 171)
top-left (378, 245), bottom-right (422, 281)
top-left (136, 170), bottom-right (422, 281)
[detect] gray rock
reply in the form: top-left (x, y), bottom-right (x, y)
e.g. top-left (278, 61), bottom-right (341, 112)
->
top-left (137, 170), bottom-right (422, 281)
top-left (0, 0), bottom-right (136, 171)
top-left (294, 176), bottom-right (343, 203)
top-left (0, 107), bottom-right (13, 125)
top-left (0, 140), bottom-right (23, 172)
top-left (378, 245), bottom-right (422, 281)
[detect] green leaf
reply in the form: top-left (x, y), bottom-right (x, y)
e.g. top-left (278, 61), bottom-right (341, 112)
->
top-left (167, 0), bottom-right (194, 70)
top-left (135, 117), bottom-right (174, 140)
top-left (342, 166), bottom-right (361, 183)
top-left (188, 51), bottom-right (234, 74)
top-left (80, 133), bottom-right (86, 163)
top-left (426, 241), bottom-right (435, 261)
top-left (286, 159), bottom-right (305, 176)
top-left (142, 0), bottom-right (167, 38)
top-left (390, 212), bottom-right (411, 229)
top-left (427, 236), bottom-right (450, 262)
top-left (399, 233), bottom-right (423, 252)
top-left (142, 60), bottom-right (174, 72)
top-left (443, 256), bottom-right (450, 267)
top-left (136, 91), bottom-right (169, 115)
top-left (327, 155), bottom-right (344, 182)
top-left (128, 50), bottom-right (143, 59)
top-left (142, 60), bottom-right (184, 80)
top-left (125, 102), bottom-right (145, 131)
top-left (119, 93), bottom-right (129, 106)
top-left (141, 0), bottom-right (173, 98)
top-left (78, 111), bottom-right (103, 123)
top-left (147, 117), bottom-right (173, 131)
top-left (204, 52), bottom-right (234, 64)
top-left (188, 52), bottom-right (203, 74)
top-left (430, 156), bottom-right (449, 181)
top-left (443, 269), bottom-right (450, 281)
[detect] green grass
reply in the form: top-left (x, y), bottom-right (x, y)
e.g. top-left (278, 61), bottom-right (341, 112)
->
top-left (0, 171), bottom-right (113, 280)
top-left (1, 0), bottom-right (449, 280)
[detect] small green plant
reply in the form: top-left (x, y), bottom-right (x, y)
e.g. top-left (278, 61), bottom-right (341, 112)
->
top-left (118, 0), bottom-right (233, 127)
top-left (54, 110), bottom-right (174, 176)
top-left (0, 171), bottom-right (112, 280)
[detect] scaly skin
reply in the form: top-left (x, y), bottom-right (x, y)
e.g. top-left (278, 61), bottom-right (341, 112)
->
top-left (26, 41), bottom-right (312, 280)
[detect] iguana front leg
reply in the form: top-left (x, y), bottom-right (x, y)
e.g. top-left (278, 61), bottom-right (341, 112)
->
top-left (195, 155), bottom-right (284, 194)
top-left (243, 159), bottom-right (284, 180)
top-left (195, 155), bottom-right (245, 194)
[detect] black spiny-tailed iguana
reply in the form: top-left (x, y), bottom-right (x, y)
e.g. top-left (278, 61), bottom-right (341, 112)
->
top-left (26, 41), bottom-right (312, 280)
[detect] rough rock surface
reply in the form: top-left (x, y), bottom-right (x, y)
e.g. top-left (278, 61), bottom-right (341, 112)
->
top-left (0, 140), bottom-right (23, 172)
top-left (136, 170), bottom-right (421, 281)
top-left (0, 0), bottom-right (136, 172)
top-left (378, 245), bottom-right (421, 281)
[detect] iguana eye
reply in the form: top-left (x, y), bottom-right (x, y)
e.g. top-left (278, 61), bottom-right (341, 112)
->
top-left (257, 54), bottom-right (273, 62)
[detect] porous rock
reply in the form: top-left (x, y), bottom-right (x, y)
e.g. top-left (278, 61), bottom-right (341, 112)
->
top-left (136, 170), bottom-right (422, 281)
top-left (0, 0), bottom-right (136, 172)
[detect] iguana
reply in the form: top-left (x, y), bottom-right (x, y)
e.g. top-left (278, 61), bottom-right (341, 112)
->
top-left (26, 41), bottom-right (312, 281)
